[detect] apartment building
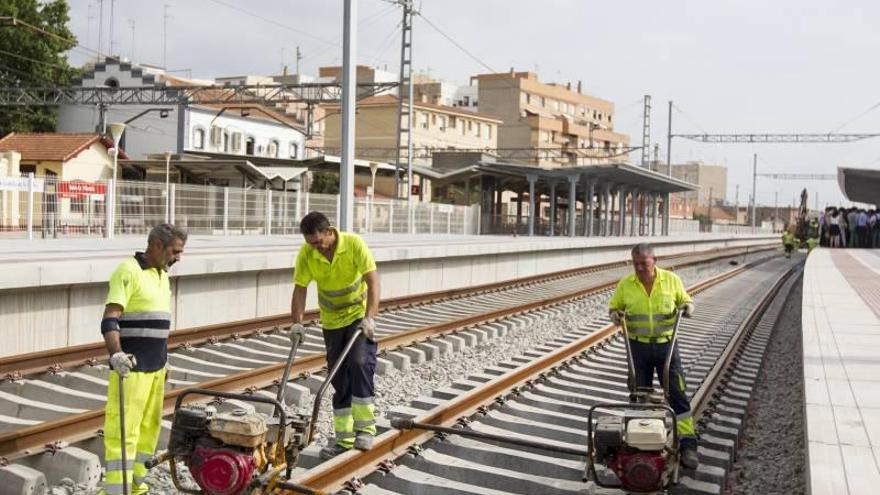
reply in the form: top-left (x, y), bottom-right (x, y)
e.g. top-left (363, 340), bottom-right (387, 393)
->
top-left (322, 94), bottom-right (501, 198)
top-left (323, 94), bottom-right (501, 161)
top-left (650, 161), bottom-right (728, 218)
top-left (473, 71), bottom-right (630, 166)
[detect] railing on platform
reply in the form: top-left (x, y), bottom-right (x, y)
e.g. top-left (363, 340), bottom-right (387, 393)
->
top-left (0, 176), bottom-right (481, 239)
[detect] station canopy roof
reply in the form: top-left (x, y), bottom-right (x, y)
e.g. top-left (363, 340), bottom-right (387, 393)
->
top-left (412, 160), bottom-right (697, 194)
top-left (123, 154), bottom-right (306, 188)
top-left (838, 166), bottom-right (880, 207)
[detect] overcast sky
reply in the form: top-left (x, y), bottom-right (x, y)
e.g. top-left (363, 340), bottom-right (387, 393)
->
top-left (65, 0), bottom-right (880, 207)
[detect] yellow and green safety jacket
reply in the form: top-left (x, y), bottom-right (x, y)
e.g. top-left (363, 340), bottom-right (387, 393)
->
top-left (294, 229), bottom-right (377, 330)
top-left (105, 252), bottom-right (172, 371)
top-left (102, 252), bottom-right (171, 495)
top-left (608, 267), bottom-right (692, 344)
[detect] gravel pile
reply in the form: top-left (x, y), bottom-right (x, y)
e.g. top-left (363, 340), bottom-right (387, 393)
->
top-left (730, 275), bottom-right (805, 494)
top-left (74, 256), bottom-right (757, 495)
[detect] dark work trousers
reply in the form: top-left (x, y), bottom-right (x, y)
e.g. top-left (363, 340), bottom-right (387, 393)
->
top-left (322, 318), bottom-right (378, 412)
top-left (630, 340), bottom-right (696, 447)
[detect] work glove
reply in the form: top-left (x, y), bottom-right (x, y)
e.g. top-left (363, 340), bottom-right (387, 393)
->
top-left (680, 303), bottom-right (695, 318)
top-left (110, 352), bottom-right (135, 378)
top-left (609, 310), bottom-right (625, 325)
top-left (289, 323), bottom-right (306, 344)
top-left (359, 316), bottom-right (376, 341)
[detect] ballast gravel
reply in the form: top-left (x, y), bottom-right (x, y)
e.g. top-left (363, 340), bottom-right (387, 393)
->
top-left (729, 274), bottom-right (806, 495)
top-left (77, 255), bottom-right (766, 495)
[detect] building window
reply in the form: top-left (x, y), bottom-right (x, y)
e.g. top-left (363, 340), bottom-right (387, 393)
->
top-left (487, 125), bottom-right (493, 140)
top-left (267, 139), bottom-right (279, 157)
top-left (231, 132), bottom-right (242, 153)
top-left (246, 136), bottom-right (255, 155)
top-left (439, 116), bottom-right (447, 131)
top-left (289, 142), bottom-right (299, 159)
top-left (475, 122), bottom-right (481, 137)
top-left (540, 96), bottom-right (546, 107)
top-left (192, 128), bottom-right (206, 149)
top-left (449, 116), bottom-right (457, 128)
top-left (419, 112), bottom-right (429, 129)
top-left (222, 131), bottom-right (230, 152)
top-left (210, 126), bottom-right (223, 147)
top-left (431, 114), bottom-right (437, 126)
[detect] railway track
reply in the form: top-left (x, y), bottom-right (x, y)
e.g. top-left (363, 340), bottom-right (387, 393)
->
top-left (0, 243), bottom-right (779, 493)
top-left (284, 254), bottom-right (803, 495)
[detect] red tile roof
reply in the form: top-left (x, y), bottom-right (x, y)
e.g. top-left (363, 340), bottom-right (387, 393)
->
top-left (0, 132), bottom-right (128, 161)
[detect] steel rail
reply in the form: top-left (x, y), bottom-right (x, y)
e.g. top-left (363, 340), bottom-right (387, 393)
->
top-left (0, 243), bottom-right (774, 378)
top-left (288, 261), bottom-right (764, 493)
top-left (689, 262), bottom-right (800, 418)
top-left (0, 245), bottom-right (773, 461)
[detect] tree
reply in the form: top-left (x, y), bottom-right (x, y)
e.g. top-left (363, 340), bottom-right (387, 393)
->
top-left (309, 172), bottom-right (339, 194)
top-left (0, 0), bottom-right (76, 135)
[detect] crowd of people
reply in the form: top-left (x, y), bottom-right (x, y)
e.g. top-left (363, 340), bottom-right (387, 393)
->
top-left (818, 207), bottom-right (880, 248)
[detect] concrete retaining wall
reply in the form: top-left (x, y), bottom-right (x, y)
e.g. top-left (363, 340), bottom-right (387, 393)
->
top-left (0, 234), bottom-right (775, 357)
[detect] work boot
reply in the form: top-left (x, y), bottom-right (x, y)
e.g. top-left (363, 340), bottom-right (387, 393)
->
top-left (354, 431), bottom-right (374, 451)
top-left (680, 444), bottom-right (699, 470)
top-left (319, 442), bottom-right (350, 460)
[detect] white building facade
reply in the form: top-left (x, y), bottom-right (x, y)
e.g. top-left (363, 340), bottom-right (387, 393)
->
top-left (56, 59), bottom-right (307, 161)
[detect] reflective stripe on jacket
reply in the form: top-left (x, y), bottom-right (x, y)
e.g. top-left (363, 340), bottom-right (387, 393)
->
top-left (294, 229), bottom-right (377, 330)
top-left (608, 267), bottom-right (692, 339)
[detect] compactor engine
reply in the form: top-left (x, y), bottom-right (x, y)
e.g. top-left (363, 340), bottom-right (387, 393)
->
top-left (166, 407), bottom-right (266, 495)
top-left (589, 405), bottom-right (677, 493)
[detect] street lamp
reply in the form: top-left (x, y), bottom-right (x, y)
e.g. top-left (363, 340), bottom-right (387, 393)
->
top-left (368, 162), bottom-right (378, 233)
top-left (368, 162), bottom-right (378, 197)
top-left (107, 122), bottom-right (126, 239)
top-left (164, 151), bottom-right (173, 223)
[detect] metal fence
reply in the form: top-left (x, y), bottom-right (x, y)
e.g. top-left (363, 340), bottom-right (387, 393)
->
top-left (0, 176), bottom-right (481, 239)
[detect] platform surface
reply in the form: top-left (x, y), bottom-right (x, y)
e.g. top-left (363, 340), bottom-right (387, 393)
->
top-left (802, 249), bottom-right (880, 495)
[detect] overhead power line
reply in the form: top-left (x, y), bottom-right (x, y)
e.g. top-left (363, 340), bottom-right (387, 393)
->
top-left (418, 13), bottom-right (498, 74)
top-left (828, 100), bottom-right (880, 134)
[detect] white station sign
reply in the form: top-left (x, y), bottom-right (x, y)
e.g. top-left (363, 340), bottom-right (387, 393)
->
top-left (0, 176), bottom-right (45, 192)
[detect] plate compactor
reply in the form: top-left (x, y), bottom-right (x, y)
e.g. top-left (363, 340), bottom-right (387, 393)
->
top-left (393, 310), bottom-right (686, 494)
top-left (143, 329), bottom-right (364, 495)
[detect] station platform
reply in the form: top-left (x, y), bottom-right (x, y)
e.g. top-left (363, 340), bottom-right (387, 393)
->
top-left (0, 232), bottom-right (775, 358)
top-left (802, 249), bottom-right (880, 495)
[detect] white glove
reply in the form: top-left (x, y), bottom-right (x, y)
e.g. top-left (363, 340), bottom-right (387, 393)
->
top-left (289, 323), bottom-right (306, 344)
top-left (609, 310), bottom-right (625, 325)
top-left (359, 317), bottom-right (376, 341)
top-left (110, 352), bottom-right (135, 378)
top-left (681, 303), bottom-right (695, 318)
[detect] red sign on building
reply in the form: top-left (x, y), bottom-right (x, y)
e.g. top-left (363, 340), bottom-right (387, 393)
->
top-left (58, 181), bottom-right (106, 199)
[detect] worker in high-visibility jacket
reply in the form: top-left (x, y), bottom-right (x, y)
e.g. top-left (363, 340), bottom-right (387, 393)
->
top-left (290, 211), bottom-right (380, 460)
top-left (782, 229), bottom-right (796, 259)
top-left (100, 224), bottom-right (187, 495)
top-left (608, 243), bottom-right (699, 470)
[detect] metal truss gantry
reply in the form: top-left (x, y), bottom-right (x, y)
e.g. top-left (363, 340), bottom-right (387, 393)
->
top-left (674, 133), bottom-right (880, 143)
top-left (0, 82), bottom-right (399, 107)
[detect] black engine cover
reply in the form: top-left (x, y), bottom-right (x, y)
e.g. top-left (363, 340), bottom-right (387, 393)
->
top-left (168, 407), bottom-right (209, 456)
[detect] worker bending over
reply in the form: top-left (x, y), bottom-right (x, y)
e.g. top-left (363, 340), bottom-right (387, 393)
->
top-left (290, 211), bottom-right (380, 459)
